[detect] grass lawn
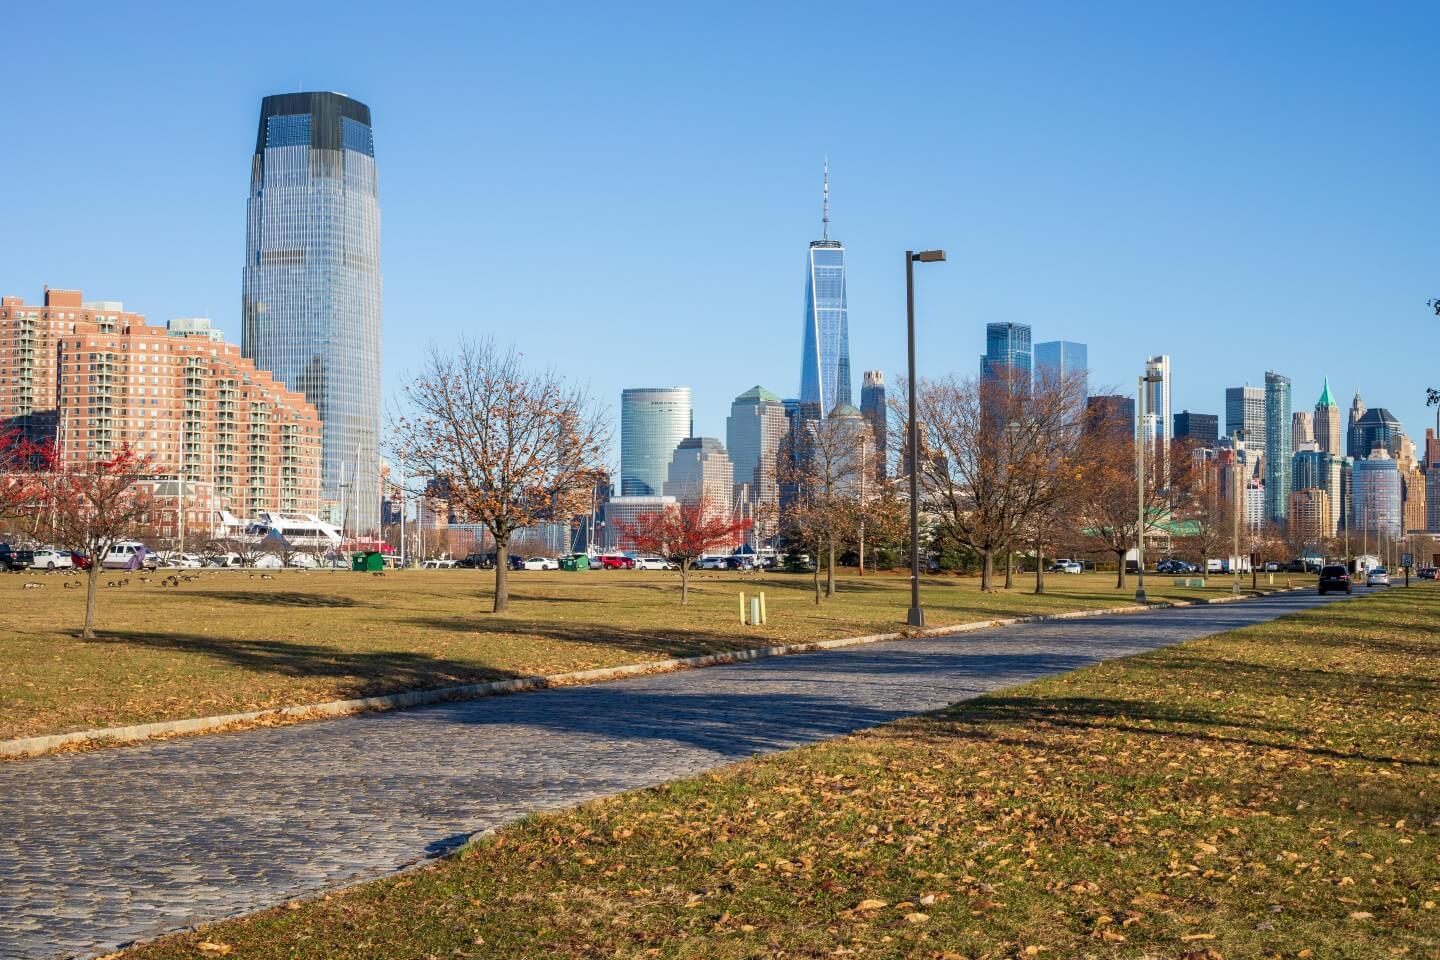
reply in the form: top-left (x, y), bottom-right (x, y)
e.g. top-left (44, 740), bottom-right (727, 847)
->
top-left (1, 566), bottom-right (1312, 741)
top-left (118, 585), bottom-right (1438, 960)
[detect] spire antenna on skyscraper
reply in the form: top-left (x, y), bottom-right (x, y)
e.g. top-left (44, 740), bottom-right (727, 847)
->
top-left (822, 157), bottom-right (829, 241)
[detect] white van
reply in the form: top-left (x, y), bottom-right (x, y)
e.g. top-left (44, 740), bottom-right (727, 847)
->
top-left (102, 541), bottom-right (154, 570)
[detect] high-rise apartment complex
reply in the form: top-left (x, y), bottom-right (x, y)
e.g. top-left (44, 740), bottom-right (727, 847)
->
top-left (725, 386), bottom-right (788, 513)
top-left (1173, 411), bottom-right (1218, 448)
top-left (1313, 378), bottom-right (1341, 455)
top-left (1264, 371), bottom-right (1292, 523)
top-left (0, 289), bottom-right (322, 524)
top-left (1225, 385), bottom-right (1266, 451)
top-left (620, 387), bottom-right (692, 496)
top-left (243, 91), bottom-right (382, 534)
top-left (798, 164), bottom-right (850, 416)
top-left (981, 322), bottom-right (1032, 388)
top-left (664, 437), bottom-right (735, 519)
top-left (1034, 340), bottom-right (1088, 391)
top-left (858, 370), bottom-right (887, 479)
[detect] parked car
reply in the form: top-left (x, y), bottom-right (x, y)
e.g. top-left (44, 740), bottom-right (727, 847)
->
top-left (1263, 561), bottom-right (1284, 573)
top-left (1366, 567), bottom-right (1390, 587)
top-left (1419, 566), bottom-right (1437, 580)
top-left (101, 541), bottom-right (156, 571)
top-left (726, 555), bottom-right (756, 571)
top-left (421, 559), bottom-right (458, 569)
top-left (457, 553), bottom-right (495, 569)
top-left (1156, 558), bottom-right (1198, 575)
top-left (1317, 564), bottom-right (1351, 595)
top-left (598, 554), bottom-right (635, 570)
top-left (30, 547), bottom-right (73, 570)
top-left (206, 552), bottom-right (244, 568)
top-left (521, 557), bottom-right (559, 571)
top-left (69, 551), bottom-right (92, 570)
top-left (1048, 559), bottom-right (1083, 574)
top-left (696, 556), bottom-right (729, 571)
top-left (158, 552), bottom-right (204, 569)
top-left (633, 556), bottom-right (672, 571)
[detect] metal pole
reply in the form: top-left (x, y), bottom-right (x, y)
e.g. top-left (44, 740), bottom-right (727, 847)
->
top-left (1232, 436), bottom-right (1241, 594)
top-left (1135, 374), bottom-right (1147, 603)
top-left (906, 251), bottom-right (924, 627)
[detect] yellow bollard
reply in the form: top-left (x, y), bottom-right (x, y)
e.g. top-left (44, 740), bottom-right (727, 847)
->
top-left (759, 591), bottom-right (767, 625)
top-left (739, 592), bottom-right (746, 625)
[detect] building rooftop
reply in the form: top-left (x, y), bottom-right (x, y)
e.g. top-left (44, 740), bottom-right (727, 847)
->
top-left (734, 385), bottom-right (782, 403)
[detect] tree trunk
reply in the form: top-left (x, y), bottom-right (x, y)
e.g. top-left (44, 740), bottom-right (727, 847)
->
top-left (826, 538), bottom-right (836, 598)
top-left (813, 558), bottom-right (821, 605)
top-left (493, 537), bottom-right (510, 613)
top-left (1004, 548), bottom-right (1014, 589)
top-left (1034, 539), bottom-right (1046, 595)
top-left (680, 559), bottom-right (690, 605)
top-left (1114, 549), bottom-right (1126, 588)
top-left (82, 560), bottom-right (100, 639)
top-left (980, 549), bottom-right (994, 592)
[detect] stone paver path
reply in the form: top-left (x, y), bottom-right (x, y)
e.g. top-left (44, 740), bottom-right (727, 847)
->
top-left (0, 590), bottom-right (1351, 959)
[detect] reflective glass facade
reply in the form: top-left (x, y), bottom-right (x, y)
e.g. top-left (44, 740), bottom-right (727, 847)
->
top-left (1264, 371), bottom-right (1292, 522)
top-left (1033, 340), bottom-right (1088, 390)
top-left (620, 387), bottom-right (692, 496)
top-left (798, 241), bottom-right (850, 416)
top-left (243, 92), bottom-right (382, 534)
top-left (1352, 451), bottom-right (1402, 540)
top-left (981, 322), bottom-right (1032, 387)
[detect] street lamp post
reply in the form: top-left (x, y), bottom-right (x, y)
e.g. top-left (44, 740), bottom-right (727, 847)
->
top-left (906, 249), bottom-right (945, 628)
top-left (1231, 429), bottom-right (1244, 594)
top-left (1136, 370), bottom-right (1164, 603)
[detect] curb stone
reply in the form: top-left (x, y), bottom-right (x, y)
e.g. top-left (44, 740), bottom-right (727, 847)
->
top-left (0, 585), bottom-right (1308, 760)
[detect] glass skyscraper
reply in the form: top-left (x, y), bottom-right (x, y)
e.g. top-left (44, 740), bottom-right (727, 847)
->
top-left (798, 167), bottom-right (850, 416)
top-left (620, 387), bottom-right (692, 496)
top-left (981, 322), bottom-right (1033, 387)
top-left (243, 92), bottom-right (382, 535)
top-left (1034, 340), bottom-right (1088, 391)
top-left (1264, 371), bottom-right (1292, 523)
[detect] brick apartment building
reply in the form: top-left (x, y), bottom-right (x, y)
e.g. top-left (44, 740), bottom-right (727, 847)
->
top-left (0, 288), bottom-right (322, 528)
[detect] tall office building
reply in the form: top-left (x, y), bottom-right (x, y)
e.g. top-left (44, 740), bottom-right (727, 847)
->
top-left (725, 386), bottom-right (788, 513)
top-left (1352, 448), bottom-right (1402, 541)
top-left (1085, 394), bottom-right (1135, 439)
top-left (1347, 392), bottom-right (1366, 458)
top-left (1143, 355), bottom-right (1172, 485)
top-left (858, 370), bottom-right (887, 479)
top-left (1264, 371), bottom-right (1292, 523)
top-left (980, 322), bottom-right (1033, 388)
top-left (620, 387), bottom-right (692, 496)
top-left (243, 91), bottom-right (382, 534)
top-left (798, 163), bottom-right (850, 416)
top-left (1291, 410), bottom-right (1314, 453)
top-left (1314, 378), bottom-right (1341, 455)
top-left (1173, 411), bottom-right (1219, 448)
top-left (1350, 407), bottom-right (1403, 461)
top-left (664, 437), bottom-right (735, 519)
top-left (1225, 385), bottom-right (1266, 452)
top-left (1034, 340), bottom-right (1088, 391)
top-left (1292, 449), bottom-right (1342, 537)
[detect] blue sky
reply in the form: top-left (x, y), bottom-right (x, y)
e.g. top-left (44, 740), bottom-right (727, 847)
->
top-left (3, 1), bottom-right (1438, 460)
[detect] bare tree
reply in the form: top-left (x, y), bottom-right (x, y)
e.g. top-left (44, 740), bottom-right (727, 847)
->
top-left (392, 339), bottom-right (608, 612)
top-left (779, 411), bottom-right (869, 602)
top-left (38, 446), bottom-right (155, 639)
top-left (907, 371), bottom-right (1079, 592)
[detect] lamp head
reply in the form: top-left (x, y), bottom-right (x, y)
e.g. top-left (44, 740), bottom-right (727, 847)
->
top-left (912, 250), bottom-right (946, 263)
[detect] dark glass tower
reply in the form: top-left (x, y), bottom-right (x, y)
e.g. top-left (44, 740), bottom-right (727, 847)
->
top-left (798, 163), bottom-right (850, 417)
top-left (243, 92), bottom-right (381, 535)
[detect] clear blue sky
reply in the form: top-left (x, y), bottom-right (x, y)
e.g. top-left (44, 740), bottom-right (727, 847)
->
top-left (4, 2), bottom-right (1437, 462)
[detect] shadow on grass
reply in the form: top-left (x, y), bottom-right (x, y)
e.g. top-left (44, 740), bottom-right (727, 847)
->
top-left (186, 591), bottom-right (372, 609)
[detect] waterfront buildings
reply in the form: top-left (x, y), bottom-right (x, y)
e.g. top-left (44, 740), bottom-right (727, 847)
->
top-left (1288, 488), bottom-right (1331, 547)
top-left (601, 494), bottom-right (677, 551)
top-left (1291, 410), bottom-right (1314, 453)
top-left (858, 370), bottom-right (887, 479)
top-left (0, 288), bottom-right (323, 525)
top-left (663, 437), bottom-right (735, 518)
top-left (1225, 385), bottom-right (1266, 455)
top-left (243, 91), bottom-right (382, 535)
top-left (1352, 448), bottom-right (1402, 541)
top-left (797, 164), bottom-right (850, 416)
top-left (1292, 449), bottom-right (1343, 537)
top-left (980, 322), bottom-right (1032, 389)
top-left (1173, 411), bottom-right (1219, 448)
top-left (1264, 371), bottom-right (1292, 523)
top-left (1349, 407), bottom-right (1403, 461)
top-left (725, 386), bottom-right (787, 513)
top-left (620, 387), bottom-right (692, 496)
top-left (1426, 430), bottom-right (1440, 532)
top-left (1314, 378), bottom-right (1341, 456)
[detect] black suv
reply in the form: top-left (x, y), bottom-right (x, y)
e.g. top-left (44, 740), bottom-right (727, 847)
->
top-left (457, 553), bottom-right (495, 569)
top-left (1317, 564), bottom-right (1351, 595)
top-left (0, 544), bottom-right (32, 571)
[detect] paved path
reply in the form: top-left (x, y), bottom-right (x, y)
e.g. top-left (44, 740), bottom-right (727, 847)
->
top-left (0, 589), bottom-right (1354, 959)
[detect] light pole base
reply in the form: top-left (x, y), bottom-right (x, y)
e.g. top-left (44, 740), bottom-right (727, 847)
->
top-left (907, 606), bottom-right (926, 628)
top-left (1134, 589), bottom-right (1147, 603)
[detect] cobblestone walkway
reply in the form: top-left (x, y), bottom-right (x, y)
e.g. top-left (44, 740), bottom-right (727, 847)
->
top-left (0, 590), bottom-right (1346, 959)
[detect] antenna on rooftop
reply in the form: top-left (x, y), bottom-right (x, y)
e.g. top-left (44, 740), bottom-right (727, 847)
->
top-left (822, 157), bottom-right (830, 241)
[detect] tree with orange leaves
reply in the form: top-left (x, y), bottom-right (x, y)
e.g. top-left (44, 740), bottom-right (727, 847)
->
top-left (0, 429), bottom-right (53, 530)
top-left (392, 339), bottom-right (608, 612)
top-left (614, 493), bottom-right (750, 605)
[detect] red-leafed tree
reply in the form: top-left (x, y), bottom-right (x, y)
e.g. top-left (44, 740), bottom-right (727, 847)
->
top-left (39, 445), bottom-right (155, 639)
top-left (614, 494), bottom-right (750, 605)
top-left (0, 429), bottom-right (53, 528)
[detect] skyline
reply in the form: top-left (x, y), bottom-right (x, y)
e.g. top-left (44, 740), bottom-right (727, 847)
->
top-left (2, 3), bottom-right (1437, 463)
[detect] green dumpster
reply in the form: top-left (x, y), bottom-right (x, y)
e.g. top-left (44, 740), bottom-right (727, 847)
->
top-left (559, 556), bottom-right (577, 572)
top-left (351, 551), bottom-right (385, 572)
top-left (560, 554), bottom-right (591, 571)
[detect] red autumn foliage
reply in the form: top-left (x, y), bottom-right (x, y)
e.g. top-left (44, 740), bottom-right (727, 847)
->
top-left (614, 494), bottom-right (750, 604)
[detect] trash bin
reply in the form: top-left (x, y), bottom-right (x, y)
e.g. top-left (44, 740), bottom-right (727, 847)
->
top-left (351, 551), bottom-right (385, 572)
top-left (559, 556), bottom-right (577, 572)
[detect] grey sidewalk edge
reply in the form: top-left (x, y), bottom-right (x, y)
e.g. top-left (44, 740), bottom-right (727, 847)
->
top-left (0, 585), bottom-right (1301, 760)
